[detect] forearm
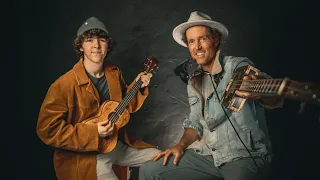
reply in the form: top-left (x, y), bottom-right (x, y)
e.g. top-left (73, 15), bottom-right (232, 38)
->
top-left (177, 128), bottom-right (201, 149)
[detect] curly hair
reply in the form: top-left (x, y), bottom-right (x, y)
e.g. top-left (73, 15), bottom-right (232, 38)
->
top-left (73, 28), bottom-right (116, 58)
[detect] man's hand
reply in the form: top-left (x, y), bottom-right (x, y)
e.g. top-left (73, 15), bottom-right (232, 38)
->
top-left (97, 120), bottom-right (115, 138)
top-left (235, 74), bottom-right (282, 106)
top-left (135, 72), bottom-right (153, 88)
top-left (153, 144), bottom-right (184, 165)
top-left (235, 74), bottom-right (264, 100)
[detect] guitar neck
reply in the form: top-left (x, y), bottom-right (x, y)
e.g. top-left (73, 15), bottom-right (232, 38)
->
top-left (236, 78), bottom-right (287, 96)
top-left (114, 80), bottom-right (144, 115)
top-left (234, 78), bottom-right (320, 104)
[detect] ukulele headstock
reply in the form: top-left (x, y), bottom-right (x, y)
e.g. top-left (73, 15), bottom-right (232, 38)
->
top-left (144, 56), bottom-right (159, 74)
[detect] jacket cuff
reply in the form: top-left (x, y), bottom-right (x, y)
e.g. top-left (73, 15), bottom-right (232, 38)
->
top-left (183, 120), bottom-right (203, 136)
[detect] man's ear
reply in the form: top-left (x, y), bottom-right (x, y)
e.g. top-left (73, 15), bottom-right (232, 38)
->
top-left (212, 36), bottom-right (220, 47)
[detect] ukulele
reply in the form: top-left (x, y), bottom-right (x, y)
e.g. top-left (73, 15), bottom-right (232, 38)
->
top-left (221, 65), bottom-right (320, 112)
top-left (83, 56), bottom-right (159, 154)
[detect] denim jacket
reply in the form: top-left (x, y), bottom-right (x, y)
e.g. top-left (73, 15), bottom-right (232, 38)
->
top-left (183, 53), bottom-right (275, 167)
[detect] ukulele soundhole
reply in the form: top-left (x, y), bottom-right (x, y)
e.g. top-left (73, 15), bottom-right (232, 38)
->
top-left (108, 112), bottom-right (119, 123)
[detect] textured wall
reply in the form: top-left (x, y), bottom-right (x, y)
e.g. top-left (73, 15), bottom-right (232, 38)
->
top-left (29, 0), bottom-right (272, 150)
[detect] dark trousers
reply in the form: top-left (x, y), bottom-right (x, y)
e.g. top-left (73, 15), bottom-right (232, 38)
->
top-left (139, 149), bottom-right (270, 180)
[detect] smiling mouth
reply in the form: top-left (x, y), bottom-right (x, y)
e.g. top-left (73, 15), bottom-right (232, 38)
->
top-left (195, 52), bottom-right (205, 57)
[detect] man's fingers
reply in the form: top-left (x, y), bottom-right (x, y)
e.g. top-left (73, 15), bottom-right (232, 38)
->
top-left (141, 78), bottom-right (150, 84)
top-left (140, 76), bottom-right (151, 88)
top-left (250, 74), bottom-right (258, 80)
top-left (235, 90), bottom-right (261, 99)
top-left (162, 154), bottom-right (169, 165)
top-left (153, 152), bottom-right (164, 161)
top-left (243, 75), bottom-right (251, 80)
top-left (173, 152), bottom-right (182, 165)
top-left (243, 74), bottom-right (266, 80)
top-left (235, 90), bottom-right (250, 97)
top-left (139, 72), bottom-right (146, 76)
top-left (105, 127), bottom-right (113, 135)
top-left (98, 120), bottom-right (109, 126)
top-left (162, 151), bottom-right (173, 165)
top-left (104, 121), bottom-right (112, 129)
top-left (141, 76), bottom-right (151, 82)
top-left (147, 73), bottom-right (153, 78)
top-left (251, 74), bottom-right (267, 79)
top-left (135, 72), bottom-right (146, 82)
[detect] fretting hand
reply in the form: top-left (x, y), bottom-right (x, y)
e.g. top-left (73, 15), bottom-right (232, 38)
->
top-left (235, 74), bottom-right (264, 100)
top-left (235, 74), bottom-right (283, 106)
top-left (135, 72), bottom-right (153, 88)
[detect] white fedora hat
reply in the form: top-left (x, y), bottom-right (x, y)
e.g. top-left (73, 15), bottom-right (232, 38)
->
top-left (172, 11), bottom-right (229, 47)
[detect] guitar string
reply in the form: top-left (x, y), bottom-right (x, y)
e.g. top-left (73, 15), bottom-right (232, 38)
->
top-left (107, 58), bottom-right (158, 123)
top-left (230, 79), bottom-right (313, 86)
top-left (229, 84), bottom-right (315, 95)
top-left (109, 79), bottom-right (143, 123)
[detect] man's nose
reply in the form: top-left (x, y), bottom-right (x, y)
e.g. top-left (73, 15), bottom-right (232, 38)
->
top-left (195, 41), bottom-right (202, 49)
top-left (93, 39), bottom-right (101, 48)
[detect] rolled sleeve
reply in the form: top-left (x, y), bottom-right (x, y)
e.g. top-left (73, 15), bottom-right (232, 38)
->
top-left (183, 118), bottom-right (203, 136)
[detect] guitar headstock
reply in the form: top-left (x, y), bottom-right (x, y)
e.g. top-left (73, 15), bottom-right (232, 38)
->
top-left (144, 56), bottom-right (159, 74)
top-left (283, 79), bottom-right (320, 105)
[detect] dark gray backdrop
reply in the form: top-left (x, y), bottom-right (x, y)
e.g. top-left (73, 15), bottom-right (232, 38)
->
top-left (9, 0), bottom-right (320, 179)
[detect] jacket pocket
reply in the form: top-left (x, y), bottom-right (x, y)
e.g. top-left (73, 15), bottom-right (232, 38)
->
top-left (188, 96), bottom-right (199, 106)
top-left (234, 129), bottom-right (252, 151)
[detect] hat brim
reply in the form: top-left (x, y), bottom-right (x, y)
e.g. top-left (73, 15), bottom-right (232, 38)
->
top-left (172, 20), bottom-right (229, 47)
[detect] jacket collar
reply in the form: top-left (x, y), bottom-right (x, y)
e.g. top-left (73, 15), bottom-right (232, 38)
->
top-left (210, 50), bottom-right (222, 75)
top-left (72, 59), bottom-right (118, 86)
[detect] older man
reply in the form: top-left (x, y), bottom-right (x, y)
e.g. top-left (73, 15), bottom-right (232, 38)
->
top-left (139, 11), bottom-right (282, 180)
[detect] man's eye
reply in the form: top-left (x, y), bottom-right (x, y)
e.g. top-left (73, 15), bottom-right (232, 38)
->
top-left (188, 40), bottom-right (194, 44)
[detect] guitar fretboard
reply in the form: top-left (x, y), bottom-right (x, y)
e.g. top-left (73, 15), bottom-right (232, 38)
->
top-left (109, 80), bottom-right (144, 123)
top-left (234, 78), bottom-right (287, 96)
top-left (230, 78), bottom-right (319, 104)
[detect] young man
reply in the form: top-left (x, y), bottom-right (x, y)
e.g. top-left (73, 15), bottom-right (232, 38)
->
top-left (139, 11), bottom-right (282, 180)
top-left (37, 17), bottom-right (160, 180)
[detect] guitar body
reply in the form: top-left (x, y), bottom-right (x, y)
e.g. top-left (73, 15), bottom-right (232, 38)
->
top-left (221, 65), bottom-right (260, 112)
top-left (82, 100), bottom-right (130, 154)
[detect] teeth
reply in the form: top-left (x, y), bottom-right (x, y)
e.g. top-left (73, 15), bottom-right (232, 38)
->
top-left (196, 52), bottom-right (204, 56)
